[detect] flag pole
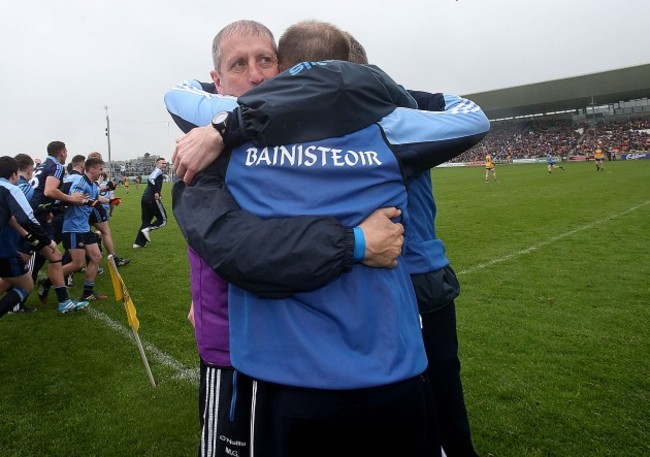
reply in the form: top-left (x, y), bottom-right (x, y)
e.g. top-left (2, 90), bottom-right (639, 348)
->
top-left (131, 329), bottom-right (157, 387)
top-left (107, 255), bottom-right (157, 387)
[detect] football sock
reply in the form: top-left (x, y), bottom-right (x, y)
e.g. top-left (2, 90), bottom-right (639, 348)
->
top-left (83, 281), bottom-right (95, 297)
top-left (0, 289), bottom-right (27, 318)
top-left (54, 286), bottom-right (69, 303)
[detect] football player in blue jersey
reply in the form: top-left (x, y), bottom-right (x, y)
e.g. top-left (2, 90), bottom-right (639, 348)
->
top-left (546, 152), bottom-right (565, 174)
top-left (0, 156), bottom-right (61, 317)
top-left (85, 152), bottom-right (130, 268)
top-left (59, 156), bottom-right (107, 302)
top-left (8, 154), bottom-right (38, 313)
top-left (29, 141), bottom-right (89, 312)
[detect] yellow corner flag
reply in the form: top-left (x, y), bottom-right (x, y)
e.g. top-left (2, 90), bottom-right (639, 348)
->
top-left (107, 256), bottom-right (139, 332)
top-left (107, 255), bottom-right (155, 386)
top-left (108, 257), bottom-right (124, 300)
top-left (123, 290), bottom-right (140, 332)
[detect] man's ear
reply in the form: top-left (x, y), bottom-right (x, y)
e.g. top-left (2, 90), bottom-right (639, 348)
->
top-left (210, 70), bottom-right (223, 95)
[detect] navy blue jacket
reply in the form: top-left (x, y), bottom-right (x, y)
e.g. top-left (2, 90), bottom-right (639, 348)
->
top-left (0, 178), bottom-right (51, 257)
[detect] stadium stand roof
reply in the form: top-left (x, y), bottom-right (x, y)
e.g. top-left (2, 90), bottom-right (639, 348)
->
top-left (463, 63), bottom-right (650, 120)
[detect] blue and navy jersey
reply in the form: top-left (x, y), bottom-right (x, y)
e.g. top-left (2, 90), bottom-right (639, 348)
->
top-left (17, 176), bottom-right (34, 202)
top-left (547, 154), bottom-right (556, 165)
top-left (61, 170), bottom-right (82, 194)
top-left (226, 124), bottom-right (427, 389)
top-left (62, 174), bottom-right (97, 233)
top-left (142, 168), bottom-right (163, 200)
top-left (29, 155), bottom-right (65, 210)
top-left (0, 178), bottom-right (43, 257)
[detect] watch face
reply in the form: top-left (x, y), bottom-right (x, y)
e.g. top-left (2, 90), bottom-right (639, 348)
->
top-left (212, 111), bottom-right (228, 125)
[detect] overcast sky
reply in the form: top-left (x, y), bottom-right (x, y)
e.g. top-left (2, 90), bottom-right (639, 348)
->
top-left (1, 0), bottom-right (648, 162)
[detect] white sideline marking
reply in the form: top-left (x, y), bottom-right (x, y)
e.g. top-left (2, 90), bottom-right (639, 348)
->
top-left (87, 200), bottom-right (650, 384)
top-left (457, 200), bottom-right (650, 276)
top-left (87, 308), bottom-right (200, 384)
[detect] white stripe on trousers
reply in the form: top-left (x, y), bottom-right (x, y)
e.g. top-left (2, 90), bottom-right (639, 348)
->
top-left (27, 251), bottom-right (36, 273)
top-left (201, 367), bottom-right (221, 457)
top-left (148, 200), bottom-right (167, 230)
top-left (250, 380), bottom-right (257, 457)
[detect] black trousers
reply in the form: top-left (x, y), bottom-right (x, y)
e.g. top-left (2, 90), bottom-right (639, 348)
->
top-left (134, 198), bottom-right (167, 246)
top-left (422, 303), bottom-right (479, 457)
top-left (198, 361), bottom-right (253, 457)
top-left (251, 374), bottom-right (439, 457)
top-left (412, 267), bottom-right (479, 456)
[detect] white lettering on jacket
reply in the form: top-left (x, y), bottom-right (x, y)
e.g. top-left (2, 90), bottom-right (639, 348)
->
top-left (244, 145), bottom-right (382, 167)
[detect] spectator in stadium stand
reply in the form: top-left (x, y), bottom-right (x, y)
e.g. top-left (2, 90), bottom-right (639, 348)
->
top-left (167, 18), bottom-right (487, 456)
top-left (458, 117), bottom-right (649, 164)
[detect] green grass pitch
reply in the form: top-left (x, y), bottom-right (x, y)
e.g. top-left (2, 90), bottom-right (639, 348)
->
top-left (1, 159), bottom-right (648, 456)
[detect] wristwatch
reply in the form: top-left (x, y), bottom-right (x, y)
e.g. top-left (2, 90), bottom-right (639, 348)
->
top-left (211, 111), bottom-right (229, 140)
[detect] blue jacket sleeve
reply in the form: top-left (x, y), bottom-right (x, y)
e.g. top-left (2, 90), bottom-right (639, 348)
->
top-left (378, 94), bottom-right (490, 178)
top-left (164, 79), bottom-right (239, 133)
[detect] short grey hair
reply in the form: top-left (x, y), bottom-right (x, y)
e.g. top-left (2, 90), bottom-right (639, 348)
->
top-left (212, 20), bottom-right (277, 70)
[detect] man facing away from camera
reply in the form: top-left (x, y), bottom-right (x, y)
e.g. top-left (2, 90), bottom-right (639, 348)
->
top-left (168, 19), bottom-right (409, 457)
